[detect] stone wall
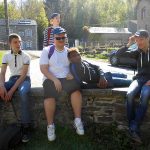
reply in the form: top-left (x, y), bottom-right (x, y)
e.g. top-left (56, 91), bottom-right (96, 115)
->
top-left (1, 88), bottom-right (150, 129)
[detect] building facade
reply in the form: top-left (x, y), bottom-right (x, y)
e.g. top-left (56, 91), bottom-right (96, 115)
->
top-left (0, 19), bottom-right (37, 50)
top-left (137, 0), bottom-right (150, 33)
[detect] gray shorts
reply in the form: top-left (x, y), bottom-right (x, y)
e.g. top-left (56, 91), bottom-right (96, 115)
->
top-left (43, 78), bottom-right (81, 99)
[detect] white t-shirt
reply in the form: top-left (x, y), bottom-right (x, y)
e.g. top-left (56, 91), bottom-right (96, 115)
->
top-left (40, 45), bottom-right (70, 80)
top-left (2, 50), bottom-right (30, 77)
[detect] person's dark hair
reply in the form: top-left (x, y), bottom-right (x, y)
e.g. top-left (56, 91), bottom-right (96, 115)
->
top-left (67, 47), bottom-right (79, 58)
top-left (9, 33), bottom-right (21, 43)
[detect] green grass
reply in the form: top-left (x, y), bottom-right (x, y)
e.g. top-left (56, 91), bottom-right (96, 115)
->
top-left (16, 123), bottom-right (150, 150)
top-left (16, 125), bottom-right (97, 150)
top-left (0, 51), bottom-right (6, 66)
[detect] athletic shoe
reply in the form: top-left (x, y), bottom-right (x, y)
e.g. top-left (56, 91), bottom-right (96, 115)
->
top-left (47, 124), bottom-right (56, 141)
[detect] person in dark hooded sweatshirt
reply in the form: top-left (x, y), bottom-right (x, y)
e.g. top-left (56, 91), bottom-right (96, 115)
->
top-left (67, 48), bottom-right (132, 89)
top-left (116, 30), bottom-right (150, 144)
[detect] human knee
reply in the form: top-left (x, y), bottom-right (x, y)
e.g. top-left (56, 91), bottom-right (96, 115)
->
top-left (126, 91), bottom-right (135, 101)
top-left (141, 85), bottom-right (150, 97)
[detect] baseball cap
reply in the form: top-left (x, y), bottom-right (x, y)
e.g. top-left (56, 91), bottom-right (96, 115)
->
top-left (50, 13), bottom-right (60, 19)
top-left (53, 27), bottom-right (66, 35)
top-left (135, 30), bottom-right (149, 38)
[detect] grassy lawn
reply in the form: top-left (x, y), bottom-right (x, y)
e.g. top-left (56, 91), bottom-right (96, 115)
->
top-left (0, 51), bottom-right (6, 66)
top-left (81, 53), bottom-right (109, 62)
top-left (16, 123), bottom-right (150, 150)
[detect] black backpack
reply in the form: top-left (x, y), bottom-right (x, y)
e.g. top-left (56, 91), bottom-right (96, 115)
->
top-left (0, 102), bottom-right (22, 150)
top-left (0, 123), bottom-right (22, 150)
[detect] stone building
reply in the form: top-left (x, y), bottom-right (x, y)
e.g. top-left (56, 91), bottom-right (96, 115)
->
top-left (0, 19), bottom-right (37, 50)
top-left (137, 0), bottom-right (150, 33)
top-left (128, 0), bottom-right (150, 33)
top-left (86, 27), bottom-right (131, 47)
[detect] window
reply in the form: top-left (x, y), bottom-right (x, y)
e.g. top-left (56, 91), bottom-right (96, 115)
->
top-left (141, 7), bottom-right (146, 20)
top-left (18, 31), bottom-right (24, 37)
top-left (21, 41), bottom-right (25, 50)
top-left (26, 41), bottom-right (32, 49)
top-left (9, 29), bottom-right (13, 34)
top-left (145, 25), bottom-right (148, 30)
top-left (25, 29), bottom-right (32, 37)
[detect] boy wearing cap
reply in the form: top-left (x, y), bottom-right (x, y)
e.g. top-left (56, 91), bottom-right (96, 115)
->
top-left (43, 13), bottom-right (68, 47)
top-left (40, 27), bottom-right (84, 142)
top-left (0, 33), bottom-right (32, 143)
top-left (116, 30), bottom-right (150, 143)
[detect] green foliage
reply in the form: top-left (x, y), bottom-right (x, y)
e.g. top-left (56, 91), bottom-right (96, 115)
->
top-left (0, 3), bottom-right (5, 18)
top-left (45, 0), bottom-right (134, 40)
top-left (0, 51), bottom-right (6, 66)
top-left (0, 2), bottom-right (21, 19)
top-left (21, 0), bottom-right (48, 49)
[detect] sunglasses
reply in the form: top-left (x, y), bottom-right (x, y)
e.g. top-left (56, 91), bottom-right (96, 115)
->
top-left (55, 37), bottom-right (66, 41)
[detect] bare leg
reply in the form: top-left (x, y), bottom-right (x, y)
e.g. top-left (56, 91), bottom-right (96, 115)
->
top-left (70, 90), bottom-right (82, 118)
top-left (44, 98), bottom-right (56, 125)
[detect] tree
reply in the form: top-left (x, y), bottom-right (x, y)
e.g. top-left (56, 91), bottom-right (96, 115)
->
top-left (21, 0), bottom-right (48, 49)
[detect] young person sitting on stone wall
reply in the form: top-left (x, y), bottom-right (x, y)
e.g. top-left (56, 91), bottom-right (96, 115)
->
top-left (116, 30), bottom-right (150, 144)
top-left (67, 47), bottom-right (132, 89)
top-left (0, 33), bottom-right (32, 143)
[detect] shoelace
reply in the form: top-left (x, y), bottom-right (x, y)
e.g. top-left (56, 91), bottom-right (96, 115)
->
top-left (76, 122), bottom-right (83, 130)
top-left (48, 126), bottom-right (55, 136)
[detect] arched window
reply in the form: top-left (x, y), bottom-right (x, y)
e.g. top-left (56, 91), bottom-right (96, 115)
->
top-left (141, 7), bottom-right (146, 20)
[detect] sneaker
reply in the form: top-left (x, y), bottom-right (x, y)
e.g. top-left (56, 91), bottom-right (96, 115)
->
top-left (129, 130), bottom-right (142, 144)
top-left (22, 133), bottom-right (30, 143)
top-left (47, 124), bottom-right (56, 141)
top-left (22, 127), bottom-right (30, 143)
top-left (74, 120), bottom-right (84, 135)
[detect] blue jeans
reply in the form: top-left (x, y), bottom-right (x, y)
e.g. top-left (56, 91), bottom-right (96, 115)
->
top-left (4, 76), bottom-right (31, 124)
top-left (126, 77), bottom-right (150, 132)
top-left (105, 72), bottom-right (132, 87)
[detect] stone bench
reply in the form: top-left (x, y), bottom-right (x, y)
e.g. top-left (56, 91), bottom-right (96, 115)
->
top-left (1, 87), bottom-right (150, 129)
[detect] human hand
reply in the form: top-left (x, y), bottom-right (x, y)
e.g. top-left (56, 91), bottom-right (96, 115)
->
top-left (127, 35), bottom-right (135, 47)
top-left (0, 86), bottom-right (7, 100)
top-left (66, 73), bottom-right (74, 80)
top-left (145, 80), bottom-right (150, 86)
top-left (53, 78), bottom-right (62, 92)
top-left (4, 89), bottom-right (14, 102)
top-left (97, 77), bottom-right (108, 88)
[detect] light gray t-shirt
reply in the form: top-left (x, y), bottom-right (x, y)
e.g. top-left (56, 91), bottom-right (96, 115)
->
top-left (40, 45), bottom-right (69, 81)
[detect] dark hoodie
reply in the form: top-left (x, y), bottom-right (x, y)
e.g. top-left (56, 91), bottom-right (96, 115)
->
top-left (70, 60), bottom-right (105, 84)
top-left (116, 46), bottom-right (150, 80)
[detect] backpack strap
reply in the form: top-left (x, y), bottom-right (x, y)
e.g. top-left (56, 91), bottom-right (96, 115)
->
top-left (70, 63), bottom-right (81, 83)
top-left (48, 45), bottom-right (55, 59)
top-left (47, 27), bottom-right (52, 46)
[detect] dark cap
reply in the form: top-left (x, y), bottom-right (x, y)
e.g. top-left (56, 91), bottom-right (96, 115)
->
top-left (50, 13), bottom-right (60, 19)
top-left (135, 30), bottom-right (149, 38)
top-left (53, 27), bottom-right (66, 35)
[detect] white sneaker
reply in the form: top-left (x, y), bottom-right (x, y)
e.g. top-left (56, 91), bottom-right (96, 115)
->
top-left (74, 120), bottom-right (84, 135)
top-left (47, 124), bottom-right (56, 141)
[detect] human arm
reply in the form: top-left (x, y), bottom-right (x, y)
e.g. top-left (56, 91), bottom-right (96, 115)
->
top-left (115, 35), bottom-right (138, 59)
top-left (66, 73), bottom-right (74, 80)
top-left (40, 48), bottom-right (62, 92)
top-left (87, 62), bottom-right (108, 88)
top-left (0, 65), bottom-right (8, 100)
top-left (43, 28), bottom-right (49, 47)
top-left (5, 64), bottom-right (29, 101)
top-left (40, 64), bottom-right (62, 92)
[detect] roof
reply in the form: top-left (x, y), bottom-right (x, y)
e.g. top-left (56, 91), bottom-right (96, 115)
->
top-left (0, 19), bottom-right (37, 26)
top-left (89, 27), bottom-right (131, 34)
